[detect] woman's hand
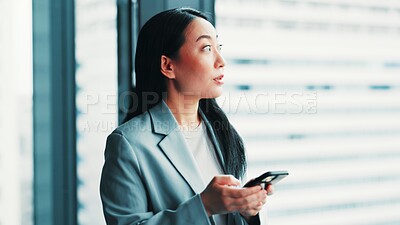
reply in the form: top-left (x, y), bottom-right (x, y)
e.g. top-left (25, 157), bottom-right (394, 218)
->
top-left (200, 175), bottom-right (269, 217)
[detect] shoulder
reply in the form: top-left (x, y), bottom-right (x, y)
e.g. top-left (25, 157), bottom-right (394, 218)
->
top-left (105, 101), bottom-right (177, 151)
top-left (115, 111), bottom-right (151, 135)
top-left (109, 111), bottom-right (158, 143)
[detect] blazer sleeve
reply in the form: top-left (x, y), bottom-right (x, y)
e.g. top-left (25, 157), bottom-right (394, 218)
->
top-left (100, 133), bottom-right (211, 225)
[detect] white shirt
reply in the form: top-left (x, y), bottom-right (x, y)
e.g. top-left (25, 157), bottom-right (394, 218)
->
top-left (181, 121), bottom-right (227, 225)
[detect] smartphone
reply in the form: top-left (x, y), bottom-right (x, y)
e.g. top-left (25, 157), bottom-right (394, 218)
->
top-left (243, 171), bottom-right (289, 188)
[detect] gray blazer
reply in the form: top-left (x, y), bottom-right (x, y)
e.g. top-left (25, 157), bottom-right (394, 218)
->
top-left (100, 101), bottom-right (259, 225)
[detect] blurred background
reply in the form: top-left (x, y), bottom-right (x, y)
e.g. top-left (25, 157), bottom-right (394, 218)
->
top-left (0, 0), bottom-right (399, 225)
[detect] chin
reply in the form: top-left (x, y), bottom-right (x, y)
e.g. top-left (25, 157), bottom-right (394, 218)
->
top-left (203, 89), bottom-right (223, 99)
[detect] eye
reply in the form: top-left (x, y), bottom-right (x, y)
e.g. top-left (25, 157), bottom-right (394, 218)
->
top-left (203, 45), bottom-right (212, 52)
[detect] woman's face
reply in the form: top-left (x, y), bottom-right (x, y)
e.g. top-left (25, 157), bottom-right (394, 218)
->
top-left (169, 17), bottom-right (226, 100)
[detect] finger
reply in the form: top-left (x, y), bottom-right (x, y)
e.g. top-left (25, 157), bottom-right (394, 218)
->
top-left (244, 200), bottom-right (264, 214)
top-left (240, 206), bottom-right (262, 217)
top-left (240, 197), bottom-right (265, 215)
top-left (260, 196), bottom-right (268, 205)
top-left (213, 175), bottom-right (241, 186)
top-left (223, 185), bottom-right (262, 199)
top-left (239, 199), bottom-right (264, 216)
top-left (247, 191), bottom-right (267, 207)
top-left (229, 189), bottom-right (266, 209)
top-left (266, 184), bottom-right (274, 195)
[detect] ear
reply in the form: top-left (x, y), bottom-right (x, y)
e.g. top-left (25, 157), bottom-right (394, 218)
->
top-left (160, 55), bottom-right (175, 79)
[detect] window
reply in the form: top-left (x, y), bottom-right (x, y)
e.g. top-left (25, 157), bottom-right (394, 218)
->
top-left (75, 0), bottom-right (118, 224)
top-left (0, 1), bottom-right (33, 225)
top-left (216, 0), bottom-right (400, 224)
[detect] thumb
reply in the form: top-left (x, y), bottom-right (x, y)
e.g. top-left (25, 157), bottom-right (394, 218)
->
top-left (212, 175), bottom-right (241, 186)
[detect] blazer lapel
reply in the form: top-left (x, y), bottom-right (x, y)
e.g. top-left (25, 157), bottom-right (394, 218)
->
top-left (149, 101), bottom-right (205, 194)
top-left (158, 131), bottom-right (205, 193)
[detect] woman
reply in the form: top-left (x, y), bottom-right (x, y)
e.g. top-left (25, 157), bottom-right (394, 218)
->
top-left (100, 7), bottom-right (273, 225)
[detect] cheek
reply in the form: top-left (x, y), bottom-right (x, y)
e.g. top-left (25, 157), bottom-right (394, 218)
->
top-left (195, 59), bottom-right (215, 79)
top-left (175, 56), bottom-right (215, 89)
top-left (186, 61), bottom-right (212, 81)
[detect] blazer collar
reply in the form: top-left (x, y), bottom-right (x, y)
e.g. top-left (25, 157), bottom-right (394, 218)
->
top-left (148, 100), bottom-right (178, 135)
top-left (148, 100), bottom-right (227, 192)
top-left (149, 101), bottom-right (205, 193)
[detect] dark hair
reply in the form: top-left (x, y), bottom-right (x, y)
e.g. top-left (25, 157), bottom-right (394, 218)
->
top-left (124, 8), bottom-right (246, 179)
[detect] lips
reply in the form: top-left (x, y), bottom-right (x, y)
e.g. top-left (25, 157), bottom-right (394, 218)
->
top-left (213, 75), bottom-right (224, 81)
top-left (213, 75), bottom-right (224, 85)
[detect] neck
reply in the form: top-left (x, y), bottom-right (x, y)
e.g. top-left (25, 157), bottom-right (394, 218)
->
top-left (165, 93), bottom-right (201, 128)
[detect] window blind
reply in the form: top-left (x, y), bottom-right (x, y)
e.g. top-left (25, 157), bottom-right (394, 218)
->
top-left (216, 1), bottom-right (400, 224)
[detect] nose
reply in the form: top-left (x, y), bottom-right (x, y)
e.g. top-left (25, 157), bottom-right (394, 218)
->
top-left (215, 49), bottom-right (226, 69)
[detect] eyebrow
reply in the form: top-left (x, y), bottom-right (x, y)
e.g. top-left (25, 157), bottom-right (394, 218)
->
top-left (196, 34), bottom-right (219, 42)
